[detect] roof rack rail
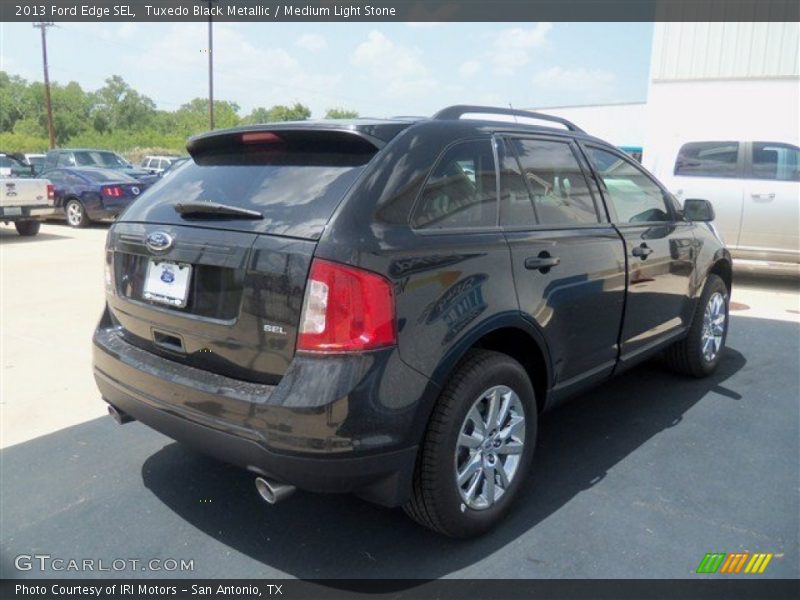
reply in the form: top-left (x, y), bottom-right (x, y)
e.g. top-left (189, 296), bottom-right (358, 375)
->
top-left (432, 105), bottom-right (585, 133)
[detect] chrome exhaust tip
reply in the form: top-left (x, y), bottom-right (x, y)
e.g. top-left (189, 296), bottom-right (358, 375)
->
top-left (107, 404), bottom-right (134, 425)
top-left (255, 476), bottom-right (295, 505)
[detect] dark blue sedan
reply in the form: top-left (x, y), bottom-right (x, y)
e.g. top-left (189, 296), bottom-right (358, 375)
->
top-left (43, 167), bottom-right (149, 228)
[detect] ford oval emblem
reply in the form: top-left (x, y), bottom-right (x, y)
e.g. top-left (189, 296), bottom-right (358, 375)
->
top-left (146, 231), bottom-right (173, 253)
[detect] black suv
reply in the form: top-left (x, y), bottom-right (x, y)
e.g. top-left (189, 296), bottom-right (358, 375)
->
top-left (93, 106), bottom-right (731, 537)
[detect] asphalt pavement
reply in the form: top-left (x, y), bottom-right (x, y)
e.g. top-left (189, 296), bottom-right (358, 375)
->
top-left (1, 315), bottom-right (797, 580)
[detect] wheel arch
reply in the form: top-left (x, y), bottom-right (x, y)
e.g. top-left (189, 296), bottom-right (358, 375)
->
top-left (63, 195), bottom-right (83, 208)
top-left (707, 252), bottom-right (733, 294)
top-left (429, 312), bottom-right (552, 415)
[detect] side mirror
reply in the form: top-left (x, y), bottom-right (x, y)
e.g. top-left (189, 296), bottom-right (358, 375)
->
top-left (683, 198), bottom-right (715, 222)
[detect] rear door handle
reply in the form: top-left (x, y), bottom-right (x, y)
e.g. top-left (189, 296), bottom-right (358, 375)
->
top-left (524, 253), bottom-right (560, 272)
top-left (751, 192), bottom-right (776, 201)
top-left (631, 244), bottom-right (653, 259)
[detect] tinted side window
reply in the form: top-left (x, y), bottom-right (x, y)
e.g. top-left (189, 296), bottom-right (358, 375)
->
top-left (412, 139), bottom-right (497, 230)
top-left (674, 141), bottom-right (739, 178)
top-left (587, 146), bottom-right (671, 224)
top-left (499, 139), bottom-right (536, 226)
top-left (503, 138), bottom-right (599, 226)
top-left (751, 142), bottom-right (800, 182)
top-left (57, 153), bottom-right (75, 167)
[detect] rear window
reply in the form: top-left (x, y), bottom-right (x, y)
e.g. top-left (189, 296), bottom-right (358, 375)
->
top-left (674, 142), bottom-right (740, 178)
top-left (121, 131), bottom-right (377, 237)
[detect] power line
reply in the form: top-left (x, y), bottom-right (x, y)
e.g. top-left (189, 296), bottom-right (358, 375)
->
top-left (32, 21), bottom-right (56, 149)
top-left (208, 0), bottom-right (217, 129)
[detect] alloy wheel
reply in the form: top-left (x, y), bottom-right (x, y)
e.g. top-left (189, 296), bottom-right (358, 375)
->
top-left (66, 201), bottom-right (83, 227)
top-left (701, 291), bottom-right (726, 362)
top-left (454, 385), bottom-right (526, 511)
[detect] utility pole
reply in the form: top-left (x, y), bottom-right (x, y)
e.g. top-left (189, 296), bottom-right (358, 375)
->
top-left (33, 21), bottom-right (56, 149)
top-left (207, 1), bottom-right (216, 130)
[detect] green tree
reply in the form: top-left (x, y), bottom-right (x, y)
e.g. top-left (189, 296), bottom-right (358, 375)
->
top-left (325, 108), bottom-right (359, 119)
top-left (0, 72), bottom-right (36, 133)
top-left (173, 98), bottom-right (241, 136)
top-left (244, 102), bottom-right (311, 124)
top-left (14, 80), bottom-right (93, 143)
top-left (91, 75), bottom-right (156, 133)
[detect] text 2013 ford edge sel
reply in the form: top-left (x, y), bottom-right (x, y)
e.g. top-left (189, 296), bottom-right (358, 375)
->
top-left (93, 106), bottom-right (731, 537)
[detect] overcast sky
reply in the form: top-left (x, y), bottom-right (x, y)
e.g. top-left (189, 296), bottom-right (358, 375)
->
top-left (1, 21), bottom-right (653, 117)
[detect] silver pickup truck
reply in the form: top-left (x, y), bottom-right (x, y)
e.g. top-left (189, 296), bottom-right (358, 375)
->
top-left (0, 161), bottom-right (56, 236)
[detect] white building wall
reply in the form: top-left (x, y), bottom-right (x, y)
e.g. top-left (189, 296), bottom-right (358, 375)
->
top-left (651, 22), bottom-right (799, 80)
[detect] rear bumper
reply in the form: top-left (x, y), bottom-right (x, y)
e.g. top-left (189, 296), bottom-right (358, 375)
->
top-left (1, 205), bottom-right (57, 220)
top-left (93, 322), bottom-right (434, 506)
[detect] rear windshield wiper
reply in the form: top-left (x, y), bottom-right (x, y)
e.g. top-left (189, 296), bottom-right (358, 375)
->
top-left (174, 201), bottom-right (263, 220)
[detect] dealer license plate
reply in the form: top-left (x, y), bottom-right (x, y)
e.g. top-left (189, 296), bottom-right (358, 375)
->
top-left (143, 260), bottom-right (192, 308)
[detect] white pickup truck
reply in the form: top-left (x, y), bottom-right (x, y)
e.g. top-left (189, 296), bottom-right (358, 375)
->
top-left (0, 175), bottom-right (56, 237)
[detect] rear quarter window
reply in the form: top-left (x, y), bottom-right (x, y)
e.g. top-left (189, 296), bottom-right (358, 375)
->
top-left (412, 139), bottom-right (498, 230)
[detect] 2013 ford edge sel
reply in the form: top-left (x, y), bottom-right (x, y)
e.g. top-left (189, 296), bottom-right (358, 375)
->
top-left (93, 106), bottom-right (732, 537)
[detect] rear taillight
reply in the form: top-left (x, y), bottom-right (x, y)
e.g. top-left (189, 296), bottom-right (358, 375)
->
top-left (102, 186), bottom-right (123, 197)
top-left (46, 184), bottom-right (54, 203)
top-left (297, 258), bottom-right (396, 353)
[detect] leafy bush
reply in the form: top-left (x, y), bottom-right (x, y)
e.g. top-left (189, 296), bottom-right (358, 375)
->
top-left (0, 132), bottom-right (49, 153)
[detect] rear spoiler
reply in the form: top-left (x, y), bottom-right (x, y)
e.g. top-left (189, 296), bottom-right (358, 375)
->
top-left (187, 125), bottom-right (390, 159)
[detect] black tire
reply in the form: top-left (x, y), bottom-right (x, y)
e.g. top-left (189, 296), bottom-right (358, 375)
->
top-left (664, 274), bottom-right (729, 377)
top-left (65, 199), bottom-right (90, 228)
top-left (14, 220), bottom-right (40, 236)
top-left (404, 349), bottom-right (537, 538)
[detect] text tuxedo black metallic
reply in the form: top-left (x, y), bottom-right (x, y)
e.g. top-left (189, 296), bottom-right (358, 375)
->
top-left (93, 106), bottom-right (732, 537)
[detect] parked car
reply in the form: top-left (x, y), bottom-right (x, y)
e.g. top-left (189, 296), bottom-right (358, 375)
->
top-left (651, 139), bottom-right (799, 265)
top-left (0, 171), bottom-right (56, 236)
top-left (94, 106), bottom-right (732, 537)
top-left (140, 155), bottom-right (181, 175)
top-left (158, 156), bottom-right (190, 178)
top-left (24, 153), bottom-right (46, 175)
top-left (43, 149), bottom-right (159, 185)
top-left (44, 167), bottom-right (148, 228)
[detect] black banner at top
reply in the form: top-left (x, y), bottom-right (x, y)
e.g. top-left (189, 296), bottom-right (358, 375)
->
top-left (1, 0), bottom-right (799, 23)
